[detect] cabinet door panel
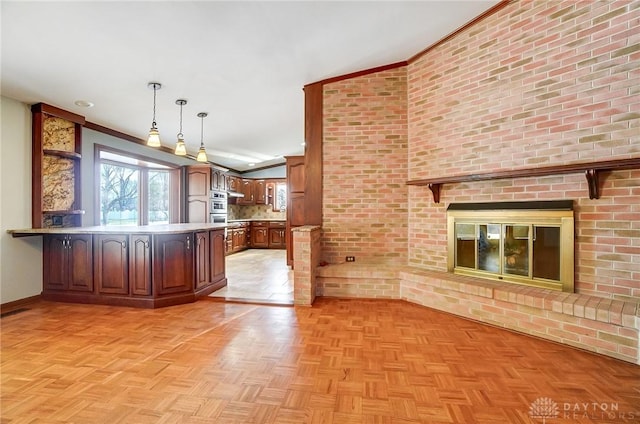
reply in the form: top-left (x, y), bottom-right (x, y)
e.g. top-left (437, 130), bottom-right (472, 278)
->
top-left (195, 231), bottom-right (210, 289)
top-left (288, 161), bottom-right (305, 193)
top-left (153, 234), bottom-right (194, 295)
top-left (187, 199), bottom-right (208, 224)
top-left (252, 228), bottom-right (269, 247)
top-left (210, 230), bottom-right (226, 282)
top-left (254, 180), bottom-right (266, 204)
top-left (43, 235), bottom-right (68, 290)
top-left (188, 168), bottom-right (209, 196)
top-left (269, 228), bottom-right (285, 248)
top-left (289, 193), bottom-right (306, 226)
top-left (238, 180), bottom-right (254, 205)
top-left (187, 166), bottom-right (211, 223)
top-left (95, 235), bottom-right (128, 295)
top-left (68, 235), bottom-right (93, 292)
top-left (130, 235), bottom-right (151, 296)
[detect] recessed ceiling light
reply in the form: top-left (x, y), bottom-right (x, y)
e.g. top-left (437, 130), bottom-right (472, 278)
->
top-left (74, 100), bottom-right (94, 108)
top-left (248, 163), bottom-right (255, 167)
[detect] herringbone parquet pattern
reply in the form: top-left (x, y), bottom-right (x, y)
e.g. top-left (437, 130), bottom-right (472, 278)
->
top-left (1, 298), bottom-right (639, 423)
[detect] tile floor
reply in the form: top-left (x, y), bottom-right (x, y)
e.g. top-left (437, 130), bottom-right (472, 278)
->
top-left (209, 248), bottom-right (294, 305)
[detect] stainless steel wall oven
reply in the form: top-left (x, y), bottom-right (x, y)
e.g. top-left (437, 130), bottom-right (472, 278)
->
top-left (210, 191), bottom-right (227, 224)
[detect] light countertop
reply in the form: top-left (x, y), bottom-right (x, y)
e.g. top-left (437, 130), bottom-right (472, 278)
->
top-left (8, 223), bottom-right (229, 237)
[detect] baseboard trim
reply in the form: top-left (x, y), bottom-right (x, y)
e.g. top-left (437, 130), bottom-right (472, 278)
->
top-left (1, 295), bottom-right (42, 314)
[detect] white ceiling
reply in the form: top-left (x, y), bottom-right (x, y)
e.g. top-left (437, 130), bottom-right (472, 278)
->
top-left (1, 1), bottom-right (499, 172)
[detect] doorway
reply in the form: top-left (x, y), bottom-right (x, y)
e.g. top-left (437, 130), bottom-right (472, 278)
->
top-left (209, 249), bottom-right (293, 305)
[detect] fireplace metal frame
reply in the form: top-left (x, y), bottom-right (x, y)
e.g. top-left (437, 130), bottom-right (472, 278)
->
top-left (447, 202), bottom-right (574, 292)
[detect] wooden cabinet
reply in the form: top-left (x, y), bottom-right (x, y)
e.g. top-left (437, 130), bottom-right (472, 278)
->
top-left (228, 223), bottom-right (250, 253)
top-left (195, 231), bottom-right (210, 290)
top-left (187, 166), bottom-right (211, 223)
top-left (251, 222), bottom-right (269, 248)
top-left (43, 234), bottom-right (93, 292)
top-left (288, 158), bottom-right (305, 193)
top-left (193, 230), bottom-right (228, 292)
top-left (129, 235), bottom-right (151, 296)
top-left (153, 233), bottom-right (194, 296)
top-left (233, 227), bottom-right (249, 251)
top-left (37, 227), bottom-right (225, 308)
top-left (238, 179), bottom-right (255, 205)
top-left (227, 175), bottom-right (240, 192)
top-left (211, 169), bottom-right (226, 191)
top-left (32, 103), bottom-right (86, 228)
top-left (269, 221), bottom-right (286, 249)
top-left (94, 234), bottom-right (152, 297)
top-left (254, 180), bottom-right (266, 204)
top-left (94, 234), bottom-right (128, 295)
top-left (286, 156), bottom-right (305, 266)
top-left (210, 230), bottom-right (226, 283)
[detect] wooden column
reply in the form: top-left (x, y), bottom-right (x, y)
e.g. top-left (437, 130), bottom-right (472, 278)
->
top-left (303, 82), bottom-right (323, 226)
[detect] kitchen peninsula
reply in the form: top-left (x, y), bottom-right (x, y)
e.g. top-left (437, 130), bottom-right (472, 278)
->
top-left (8, 223), bottom-right (227, 308)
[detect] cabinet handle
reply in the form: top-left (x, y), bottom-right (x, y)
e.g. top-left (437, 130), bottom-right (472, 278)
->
top-left (186, 236), bottom-right (191, 250)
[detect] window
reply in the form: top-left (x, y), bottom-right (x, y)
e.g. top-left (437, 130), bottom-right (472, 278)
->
top-left (96, 147), bottom-right (180, 226)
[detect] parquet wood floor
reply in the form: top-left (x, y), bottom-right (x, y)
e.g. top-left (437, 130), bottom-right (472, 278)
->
top-left (1, 298), bottom-right (639, 423)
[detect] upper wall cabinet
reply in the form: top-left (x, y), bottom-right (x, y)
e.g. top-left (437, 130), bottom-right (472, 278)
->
top-left (32, 103), bottom-right (86, 228)
top-left (186, 165), bottom-right (211, 223)
top-left (211, 168), bottom-right (227, 192)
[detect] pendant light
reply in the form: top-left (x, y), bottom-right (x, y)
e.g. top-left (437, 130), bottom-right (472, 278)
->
top-left (147, 82), bottom-right (162, 147)
top-left (196, 112), bottom-right (208, 162)
top-left (174, 99), bottom-right (187, 156)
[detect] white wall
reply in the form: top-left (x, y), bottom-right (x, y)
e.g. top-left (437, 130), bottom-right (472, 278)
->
top-left (0, 96), bottom-right (43, 304)
top-left (241, 165), bottom-right (286, 179)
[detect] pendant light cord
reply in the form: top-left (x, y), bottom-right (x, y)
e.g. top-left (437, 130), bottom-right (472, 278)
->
top-left (200, 115), bottom-right (204, 147)
top-left (178, 102), bottom-right (183, 138)
top-left (152, 85), bottom-right (157, 127)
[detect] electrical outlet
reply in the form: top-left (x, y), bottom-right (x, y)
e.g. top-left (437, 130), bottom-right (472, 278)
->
top-left (346, 256), bottom-right (355, 262)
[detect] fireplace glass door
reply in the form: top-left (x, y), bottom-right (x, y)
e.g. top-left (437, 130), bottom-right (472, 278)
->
top-left (448, 205), bottom-right (573, 292)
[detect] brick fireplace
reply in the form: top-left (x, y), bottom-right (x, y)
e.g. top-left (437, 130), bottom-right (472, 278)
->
top-left (314, 0), bottom-right (639, 363)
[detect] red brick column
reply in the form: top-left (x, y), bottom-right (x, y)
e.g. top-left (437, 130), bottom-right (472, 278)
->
top-left (292, 226), bottom-right (322, 306)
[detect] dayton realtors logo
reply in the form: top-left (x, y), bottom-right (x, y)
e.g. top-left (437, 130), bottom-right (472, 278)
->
top-left (529, 397), bottom-right (559, 423)
top-left (529, 397), bottom-right (637, 421)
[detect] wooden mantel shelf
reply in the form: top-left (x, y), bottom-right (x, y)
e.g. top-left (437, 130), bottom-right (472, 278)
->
top-left (406, 157), bottom-right (640, 203)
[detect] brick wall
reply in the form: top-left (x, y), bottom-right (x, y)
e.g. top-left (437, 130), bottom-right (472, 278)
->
top-left (322, 68), bottom-right (409, 265)
top-left (407, 0), bottom-right (639, 301)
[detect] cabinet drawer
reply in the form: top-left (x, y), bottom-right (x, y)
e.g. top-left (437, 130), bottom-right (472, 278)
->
top-left (269, 221), bottom-right (286, 228)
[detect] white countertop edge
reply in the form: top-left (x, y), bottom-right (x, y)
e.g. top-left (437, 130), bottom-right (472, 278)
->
top-left (7, 223), bottom-right (229, 236)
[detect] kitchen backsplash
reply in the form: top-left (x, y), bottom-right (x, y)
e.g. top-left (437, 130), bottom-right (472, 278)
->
top-left (228, 204), bottom-right (286, 220)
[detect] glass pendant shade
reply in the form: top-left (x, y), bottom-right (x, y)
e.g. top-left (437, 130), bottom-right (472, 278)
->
top-left (147, 125), bottom-right (161, 147)
top-left (196, 145), bottom-right (208, 162)
top-left (174, 137), bottom-right (187, 155)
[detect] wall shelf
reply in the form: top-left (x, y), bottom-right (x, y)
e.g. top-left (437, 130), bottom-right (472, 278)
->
top-left (43, 210), bottom-right (86, 215)
top-left (406, 157), bottom-right (640, 203)
top-left (42, 149), bottom-right (82, 160)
